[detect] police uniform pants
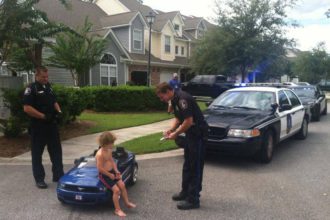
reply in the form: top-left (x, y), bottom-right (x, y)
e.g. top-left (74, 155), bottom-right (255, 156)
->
top-left (30, 123), bottom-right (64, 182)
top-left (181, 134), bottom-right (205, 204)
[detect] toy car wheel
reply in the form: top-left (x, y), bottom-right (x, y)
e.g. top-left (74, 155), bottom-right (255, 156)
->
top-left (57, 197), bottom-right (66, 204)
top-left (128, 164), bottom-right (138, 185)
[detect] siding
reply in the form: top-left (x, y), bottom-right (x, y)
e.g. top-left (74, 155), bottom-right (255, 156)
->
top-left (112, 27), bottom-right (130, 51)
top-left (91, 33), bottom-right (126, 85)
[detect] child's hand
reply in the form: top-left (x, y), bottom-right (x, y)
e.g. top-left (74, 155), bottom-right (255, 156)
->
top-left (115, 172), bottom-right (122, 180)
top-left (109, 173), bottom-right (116, 180)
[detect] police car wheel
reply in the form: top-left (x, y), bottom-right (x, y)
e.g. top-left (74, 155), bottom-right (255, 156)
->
top-left (257, 130), bottom-right (274, 163)
top-left (295, 118), bottom-right (308, 140)
top-left (322, 103), bottom-right (327, 115)
top-left (312, 105), bottom-right (321, 121)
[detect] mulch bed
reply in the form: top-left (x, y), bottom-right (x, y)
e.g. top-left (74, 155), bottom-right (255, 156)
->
top-left (0, 120), bottom-right (96, 158)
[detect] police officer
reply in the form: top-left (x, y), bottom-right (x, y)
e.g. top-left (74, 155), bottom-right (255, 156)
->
top-left (23, 66), bottom-right (64, 189)
top-left (156, 82), bottom-right (207, 210)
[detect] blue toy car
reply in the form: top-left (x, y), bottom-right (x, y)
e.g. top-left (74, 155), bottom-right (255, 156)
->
top-left (57, 147), bottom-right (138, 205)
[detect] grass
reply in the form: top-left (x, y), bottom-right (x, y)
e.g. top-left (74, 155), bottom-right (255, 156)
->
top-left (77, 101), bottom-right (208, 134)
top-left (117, 132), bottom-right (178, 155)
top-left (78, 112), bottom-right (172, 133)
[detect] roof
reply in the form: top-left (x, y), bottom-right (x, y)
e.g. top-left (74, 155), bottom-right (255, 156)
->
top-left (35, 0), bottom-right (107, 32)
top-left (100, 11), bottom-right (141, 28)
top-left (183, 16), bottom-right (203, 30)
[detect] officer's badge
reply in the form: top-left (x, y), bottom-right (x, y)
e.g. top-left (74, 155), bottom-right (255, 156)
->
top-left (179, 99), bottom-right (188, 110)
top-left (24, 87), bottom-right (31, 95)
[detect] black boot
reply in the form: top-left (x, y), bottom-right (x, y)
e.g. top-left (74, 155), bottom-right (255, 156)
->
top-left (172, 192), bottom-right (187, 201)
top-left (177, 200), bottom-right (200, 210)
top-left (36, 180), bottom-right (48, 189)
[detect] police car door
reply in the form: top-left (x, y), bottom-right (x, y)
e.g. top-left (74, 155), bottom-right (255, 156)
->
top-left (284, 90), bottom-right (305, 134)
top-left (277, 90), bottom-right (294, 139)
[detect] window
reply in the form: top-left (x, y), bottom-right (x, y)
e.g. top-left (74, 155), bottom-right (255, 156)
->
top-left (174, 24), bottom-right (180, 31)
top-left (100, 54), bottom-right (117, 86)
top-left (285, 90), bottom-right (301, 107)
top-left (278, 90), bottom-right (290, 106)
top-left (133, 29), bottom-right (142, 50)
top-left (165, 35), bottom-right (171, 53)
top-left (181, 46), bottom-right (184, 55)
top-left (175, 46), bottom-right (179, 55)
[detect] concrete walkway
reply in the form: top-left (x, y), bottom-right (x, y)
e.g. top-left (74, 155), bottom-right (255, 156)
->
top-left (0, 119), bottom-right (183, 165)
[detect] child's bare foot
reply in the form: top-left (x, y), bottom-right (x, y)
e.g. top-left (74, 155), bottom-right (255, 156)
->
top-left (114, 209), bottom-right (126, 217)
top-left (125, 202), bottom-right (136, 208)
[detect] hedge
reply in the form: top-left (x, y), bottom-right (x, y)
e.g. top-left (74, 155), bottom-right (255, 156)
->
top-left (88, 86), bottom-right (167, 112)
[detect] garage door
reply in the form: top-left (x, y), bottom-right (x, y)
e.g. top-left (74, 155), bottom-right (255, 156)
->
top-left (160, 72), bottom-right (172, 83)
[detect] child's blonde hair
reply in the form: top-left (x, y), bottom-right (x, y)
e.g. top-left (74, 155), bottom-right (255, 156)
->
top-left (98, 131), bottom-right (117, 147)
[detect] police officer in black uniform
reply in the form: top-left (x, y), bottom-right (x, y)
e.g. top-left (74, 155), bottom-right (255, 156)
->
top-left (156, 82), bottom-right (208, 210)
top-left (23, 66), bottom-right (64, 189)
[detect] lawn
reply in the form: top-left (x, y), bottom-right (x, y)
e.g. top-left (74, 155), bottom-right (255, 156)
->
top-left (78, 102), bottom-right (208, 134)
top-left (117, 132), bottom-right (178, 154)
top-left (78, 112), bottom-right (173, 133)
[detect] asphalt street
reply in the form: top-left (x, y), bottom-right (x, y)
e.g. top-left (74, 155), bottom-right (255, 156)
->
top-left (1, 115), bottom-right (330, 219)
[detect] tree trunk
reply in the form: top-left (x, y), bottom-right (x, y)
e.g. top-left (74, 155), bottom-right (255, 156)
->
top-left (70, 71), bottom-right (78, 87)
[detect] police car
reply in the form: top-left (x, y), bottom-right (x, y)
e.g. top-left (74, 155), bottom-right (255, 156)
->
top-left (202, 86), bottom-right (309, 163)
top-left (57, 147), bottom-right (138, 205)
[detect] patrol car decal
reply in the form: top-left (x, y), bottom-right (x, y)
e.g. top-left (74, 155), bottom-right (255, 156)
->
top-left (286, 114), bottom-right (292, 134)
top-left (179, 99), bottom-right (188, 110)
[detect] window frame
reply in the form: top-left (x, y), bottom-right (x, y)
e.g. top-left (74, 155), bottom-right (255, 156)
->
top-left (100, 53), bottom-right (118, 86)
top-left (164, 35), bottom-right (171, 53)
top-left (133, 29), bottom-right (143, 51)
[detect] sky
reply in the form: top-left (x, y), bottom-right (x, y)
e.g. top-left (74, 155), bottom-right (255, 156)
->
top-left (143, 0), bottom-right (330, 52)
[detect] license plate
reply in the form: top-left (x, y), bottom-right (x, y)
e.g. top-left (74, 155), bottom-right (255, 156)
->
top-left (75, 195), bottom-right (82, 200)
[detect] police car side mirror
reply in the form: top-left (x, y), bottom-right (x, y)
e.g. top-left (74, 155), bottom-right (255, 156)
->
top-left (280, 104), bottom-right (292, 111)
top-left (271, 103), bottom-right (279, 113)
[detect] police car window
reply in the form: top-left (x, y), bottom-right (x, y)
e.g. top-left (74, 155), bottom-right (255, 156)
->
top-left (278, 90), bottom-right (290, 106)
top-left (291, 87), bottom-right (315, 98)
top-left (202, 76), bottom-right (215, 84)
top-left (211, 91), bottom-right (274, 110)
top-left (285, 90), bottom-right (301, 107)
top-left (215, 76), bottom-right (226, 83)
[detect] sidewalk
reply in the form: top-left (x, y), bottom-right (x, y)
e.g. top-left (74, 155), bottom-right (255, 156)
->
top-left (0, 119), bottom-right (183, 165)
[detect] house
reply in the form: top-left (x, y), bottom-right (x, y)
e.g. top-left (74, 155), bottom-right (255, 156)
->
top-left (35, 0), bottom-right (214, 86)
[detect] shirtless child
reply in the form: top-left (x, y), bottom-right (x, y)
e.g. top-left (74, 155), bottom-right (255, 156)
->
top-left (95, 131), bottom-right (136, 217)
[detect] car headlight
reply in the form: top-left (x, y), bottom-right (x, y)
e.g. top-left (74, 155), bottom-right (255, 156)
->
top-left (227, 128), bottom-right (260, 138)
top-left (58, 183), bottom-right (66, 189)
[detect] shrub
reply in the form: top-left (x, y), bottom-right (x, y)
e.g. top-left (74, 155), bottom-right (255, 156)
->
top-left (85, 86), bottom-right (167, 112)
top-left (1, 85), bottom-right (87, 137)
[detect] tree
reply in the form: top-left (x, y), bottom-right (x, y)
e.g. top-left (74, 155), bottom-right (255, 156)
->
top-left (47, 19), bottom-right (107, 86)
top-left (190, 0), bottom-right (297, 82)
top-left (292, 42), bottom-right (330, 84)
top-left (0, 0), bottom-right (69, 72)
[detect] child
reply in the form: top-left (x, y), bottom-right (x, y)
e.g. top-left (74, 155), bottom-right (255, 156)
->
top-left (95, 131), bottom-right (136, 217)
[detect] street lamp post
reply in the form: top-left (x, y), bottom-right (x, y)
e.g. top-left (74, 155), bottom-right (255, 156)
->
top-left (146, 12), bottom-right (155, 86)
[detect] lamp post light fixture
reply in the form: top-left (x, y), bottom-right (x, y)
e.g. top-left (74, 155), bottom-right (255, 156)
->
top-left (146, 12), bottom-right (155, 86)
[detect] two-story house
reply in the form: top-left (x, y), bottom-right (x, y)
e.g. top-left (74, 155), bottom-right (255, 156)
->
top-left (35, 0), bottom-right (214, 86)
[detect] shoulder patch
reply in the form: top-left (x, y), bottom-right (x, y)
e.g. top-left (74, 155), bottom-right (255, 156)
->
top-left (179, 99), bottom-right (188, 110)
top-left (24, 87), bottom-right (31, 95)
